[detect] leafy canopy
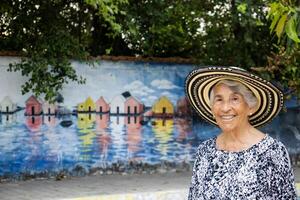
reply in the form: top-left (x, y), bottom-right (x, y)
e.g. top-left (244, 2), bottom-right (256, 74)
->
top-left (256, 0), bottom-right (300, 98)
top-left (1, 0), bottom-right (299, 100)
top-left (1, 0), bottom-right (128, 102)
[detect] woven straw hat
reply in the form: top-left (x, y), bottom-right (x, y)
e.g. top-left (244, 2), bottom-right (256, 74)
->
top-left (185, 66), bottom-right (284, 127)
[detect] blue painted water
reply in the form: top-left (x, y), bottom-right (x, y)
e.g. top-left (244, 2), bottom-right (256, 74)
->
top-left (0, 108), bottom-right (299, 179)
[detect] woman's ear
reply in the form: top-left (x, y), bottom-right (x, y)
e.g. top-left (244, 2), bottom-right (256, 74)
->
top-left (248, 106), bottom-right (256, 116)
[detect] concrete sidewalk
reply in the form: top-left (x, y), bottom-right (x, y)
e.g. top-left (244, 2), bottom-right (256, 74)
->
top-left (0, 168), bottom-right (300, 200)
top-left (0, 171), bottom-right (191, 200)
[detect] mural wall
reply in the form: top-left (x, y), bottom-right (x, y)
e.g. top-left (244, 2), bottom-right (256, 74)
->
top-left (0, 56), bottom-right (299, 180)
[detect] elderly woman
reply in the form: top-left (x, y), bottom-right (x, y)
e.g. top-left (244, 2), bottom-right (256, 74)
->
top-left (185, 67), bottom-right (296, 199)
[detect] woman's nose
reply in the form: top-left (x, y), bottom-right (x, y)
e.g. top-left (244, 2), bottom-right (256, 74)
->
top-left (220, 101), bottom-right (232, 112)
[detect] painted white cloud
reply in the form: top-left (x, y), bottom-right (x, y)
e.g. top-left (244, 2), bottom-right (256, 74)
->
top-left (161, 91), bottom-right (178, 99)
top-left (61, 69), bottom-right (124, 107)
top-left (150, 79), bottom-right (180, 90)
top-left (124, 81), bottom-right (144, 90)
top-left (124, 81), bottom-right (155, 96)
top-left (141, 95), bottom-right (159, 106)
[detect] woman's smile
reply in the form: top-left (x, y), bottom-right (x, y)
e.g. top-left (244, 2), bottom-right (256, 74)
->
top-left (220, 115), bottom-right (236, 121)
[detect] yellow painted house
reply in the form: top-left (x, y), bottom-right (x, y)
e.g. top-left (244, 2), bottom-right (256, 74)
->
top-left (77, 97), bottom-right (96, 112)
top-left (77, 113), bottom-right (96, 130)
top-left (78, 130), bottom-right (97, 161)
top-left (152, 96), bottom-right (174, 116)
top-left (79, 131), bottom-right (96, 149)
top-left (152, 119), bottom-right (174, 155)
top-left (77, 113), bottom-right (97, 159)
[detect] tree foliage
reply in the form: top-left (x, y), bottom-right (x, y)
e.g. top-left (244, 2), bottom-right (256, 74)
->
top-left (268, 0), bottom-right (300, 46)
top-left (121, 0), bottom-right (274, 69)
top-left (254, 0), bottom-right (300, 98)
top-left (1, 0), bottom-right (128, 101)
top-left (0, 0), bottom-right (299, 100)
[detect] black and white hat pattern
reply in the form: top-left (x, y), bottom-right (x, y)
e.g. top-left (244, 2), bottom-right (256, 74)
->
top-left (185, 66), bottom-right (284, 127)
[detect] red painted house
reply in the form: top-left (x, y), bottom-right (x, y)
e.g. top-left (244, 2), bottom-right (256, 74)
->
top-left (96, 96), bottom-right (109, 113)
top-left (26, 116), bottom-right (42, 132)
top-left (25, 95), bottom-right (42, 116)
top-left (125, 115), bottom-right (142, 130)
top-left (125, 116), bottom-right (142, 155)
top-left (96, 113), bottom-right (109, 130)
top-left (124, 96), bottom-right (144, 115)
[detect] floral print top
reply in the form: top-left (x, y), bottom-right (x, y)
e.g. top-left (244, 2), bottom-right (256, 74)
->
top-left (188, 135), bottom-right (297, 199)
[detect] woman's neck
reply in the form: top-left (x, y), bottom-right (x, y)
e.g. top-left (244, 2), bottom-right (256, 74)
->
top-left (217, 125), bottom-right (265, 152)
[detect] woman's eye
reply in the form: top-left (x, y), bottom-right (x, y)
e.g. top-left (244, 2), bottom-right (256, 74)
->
top-left (232, 97), bottom-right (240, 102)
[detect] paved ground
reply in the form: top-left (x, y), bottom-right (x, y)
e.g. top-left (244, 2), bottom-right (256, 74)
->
top-left (0, 171), bottom-right (191, 200)
top-left (0, 167), bottom-right (300, 200)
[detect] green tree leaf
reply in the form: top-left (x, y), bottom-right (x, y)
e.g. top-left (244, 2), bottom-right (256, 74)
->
top-left (237, 3), bottom-right (247, 14)
top-left (286, 16), bottom-right (300, 43)
top-left (275, 13), bottom-right (288, 38)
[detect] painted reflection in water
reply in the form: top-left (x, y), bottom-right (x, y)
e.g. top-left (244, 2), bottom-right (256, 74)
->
top-left (125, 116), bottom-right (142, 161)
top-left (0, 59), bottom-right (298, 180)
top-left (152, 119), bottom-right (174, 160)
top-left (0, 106), bottom-right (299, 179)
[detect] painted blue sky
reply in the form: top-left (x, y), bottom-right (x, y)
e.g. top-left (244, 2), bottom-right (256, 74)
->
top-left (61, 61), bottom-right (196, 108)
top-left (0, 57), bottom-right (196, 108)
top-left (0, 57), bottom-right (299, 109)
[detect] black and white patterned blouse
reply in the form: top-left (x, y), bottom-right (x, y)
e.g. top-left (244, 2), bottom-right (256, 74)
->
top-left (188, 135), bottom-right (297, 199)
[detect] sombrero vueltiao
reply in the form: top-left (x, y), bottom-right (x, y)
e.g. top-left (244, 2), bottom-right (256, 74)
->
top-left (185, 66), bottom-right (284, 127)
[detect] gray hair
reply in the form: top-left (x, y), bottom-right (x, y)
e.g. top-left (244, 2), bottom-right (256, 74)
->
top-left (209, 80), bottom-right (258, 108)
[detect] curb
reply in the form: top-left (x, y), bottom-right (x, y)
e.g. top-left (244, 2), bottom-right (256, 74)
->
top-left (60, 184), bottom-right (300, 200)
top-left (61, 189), bottom-right (188, 200)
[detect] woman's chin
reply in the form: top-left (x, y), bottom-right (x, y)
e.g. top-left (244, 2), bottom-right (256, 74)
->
top-left (218, 123), bottom-right (238, 133)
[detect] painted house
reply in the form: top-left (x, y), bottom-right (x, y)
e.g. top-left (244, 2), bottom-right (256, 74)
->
top-left (25, 95), bottom-right (42, 116)
top-left (77, 102), bottom-right (85, 112)
top-left (78, 129), bottom-right (97, 162)
top-left (1, 114), bottom-right (17, 125)
top-left (78, 131), bottom-right (97, 149)
top-left (26, 116), bottom-right (42, 132)
top-left (125, 115), bottom-right (143, 155)
top-left (77, 113), bottom-right (96, 131)
top-left (125, 115), bottom-right (142, 130)
top-left (152, 96), bottom-right (174, 117)
top-left (110, 94), bottom-right (127, 114)
top-left (152, 118), bottom-right (174, 155)
top-left (96, 113), bottom-right (109, 130)
top-left (124, 96), bottom-right (144, 115)
top-left (43, 115), bottom-right (56, 127)
top-left (0, 96), bottom-right (17, 113)
top-left (96, 96), bottom-right (109, 113)
top-left (110, 116), bottom-right (126, 157)
top-left (96, 114), bottom-right (111, 159)
top-left (42, 101), bottom-right (57, 115)
top-left (126, 116), bottom-right (142, 155)
top-left (77, 97), bottom-right (96, 112)
top-left (176, 96), bottom-right (192, 117)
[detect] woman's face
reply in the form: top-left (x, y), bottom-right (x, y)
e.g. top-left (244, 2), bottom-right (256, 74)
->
top-left (211, 83), bottom-right (252, 133)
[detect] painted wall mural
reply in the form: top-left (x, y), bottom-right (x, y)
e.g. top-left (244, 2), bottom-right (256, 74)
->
top-left (0, 56), bottom-right (299, 180)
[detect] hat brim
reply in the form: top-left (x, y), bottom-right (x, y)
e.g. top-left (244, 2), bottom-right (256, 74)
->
top-left (185, 67), bottom-right (284, 127)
